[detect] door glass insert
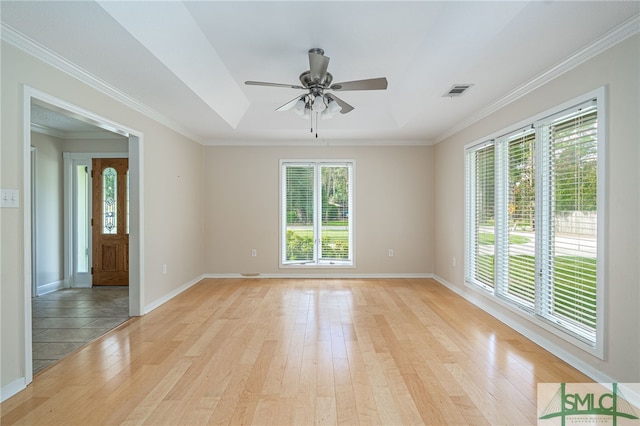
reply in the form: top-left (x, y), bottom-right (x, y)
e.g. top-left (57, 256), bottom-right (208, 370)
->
top-left (102, 167), bottom-right (117, 234)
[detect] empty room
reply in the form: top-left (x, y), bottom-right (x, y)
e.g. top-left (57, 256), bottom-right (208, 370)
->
top-left (1, 1), bottom-right (639, 425)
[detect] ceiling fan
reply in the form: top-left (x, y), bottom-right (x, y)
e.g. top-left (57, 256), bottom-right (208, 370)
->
top-left (245, 48), bottom-right (388, 135)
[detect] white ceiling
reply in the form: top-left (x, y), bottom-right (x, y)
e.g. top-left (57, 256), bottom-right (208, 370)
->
top-left (2, 1), bottom-right (638, 145)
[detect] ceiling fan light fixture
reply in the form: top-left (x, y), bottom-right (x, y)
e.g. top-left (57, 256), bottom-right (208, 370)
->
top-left (321, 108), bottom-right (334, 120)
top-left (327, 97), bottom-right (341, 114)
top-left (294, 97), bottom-right (307, 115)
top-left (312, 95), bottom-right (326, 112)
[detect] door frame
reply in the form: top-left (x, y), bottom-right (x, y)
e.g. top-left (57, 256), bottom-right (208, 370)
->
top-left (23, 86), bottom-right (145, 385)
top-left (63, 153), bottom-right (128, 289)
top-left (30, 147), bottom-right (37, 298)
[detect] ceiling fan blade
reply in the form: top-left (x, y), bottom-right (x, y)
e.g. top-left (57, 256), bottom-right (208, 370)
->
top-left (328, 94), bottom-right (354, 114)
top-left (245, 81), bottom-right (305, 90)
top-left (308, 49), bottom-right (330, 83)
top-left (330, 77), bottom-right (388, 91)
top-left (276, 96), bottom-right (303, 112)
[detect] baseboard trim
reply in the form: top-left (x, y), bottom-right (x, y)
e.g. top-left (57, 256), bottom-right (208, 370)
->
top-left (1, 377), bottom-right (27, 403)
top-left (36, 280), bottom-right (64, 296)
top-left (143, 274), bottom-right (205, 314)
top-left (431, 274), bottom-right (614, 383)
top-left (203, 273), bottom-right (434, 279)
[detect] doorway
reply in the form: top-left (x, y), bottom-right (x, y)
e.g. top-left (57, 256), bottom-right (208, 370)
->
top-left (24, 87), bottom-right (144, 381)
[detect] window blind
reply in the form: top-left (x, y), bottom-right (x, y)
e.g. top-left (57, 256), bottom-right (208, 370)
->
top-left (465, 93), bottom-right (601, 351)
top-left (319, 165), bottom-right (351, 261)
top-left (538, 105), bottom-right (598, 340)
top-left (466, 143), bottom-right (495, 288)
top-left (505, 131), bottom-right (536, 307)
top-left (283, 164), bottom-right (315, 263)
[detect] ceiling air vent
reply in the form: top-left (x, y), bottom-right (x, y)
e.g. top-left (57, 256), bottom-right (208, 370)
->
top-left (444, 84), bottom-right (474, 97)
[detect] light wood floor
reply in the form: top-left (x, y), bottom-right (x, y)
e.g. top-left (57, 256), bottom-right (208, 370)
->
top-left (1, 278), bottom-right (590, 425)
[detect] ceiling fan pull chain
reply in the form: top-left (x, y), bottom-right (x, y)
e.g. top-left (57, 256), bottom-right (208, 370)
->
top-left (315, 112), bottom-right (319, 138)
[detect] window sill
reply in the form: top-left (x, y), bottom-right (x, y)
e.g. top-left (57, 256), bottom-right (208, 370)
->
top-left (280, 262), bottom-right (355, 268)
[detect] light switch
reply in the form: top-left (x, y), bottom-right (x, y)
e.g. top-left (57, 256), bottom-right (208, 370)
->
top-left (0, 189), bottom-right (19, 208)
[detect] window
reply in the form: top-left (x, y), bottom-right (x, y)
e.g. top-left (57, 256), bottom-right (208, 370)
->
top-left (102, 167), bottom-right (118, 234)
top-left (466, 142), bottom-right (495, 288)
top-left (75, 165), bottom-right (89, 273)
top-left (281, 161), bottom-right (354, 266)
top-left (465, 91), bottom-right (603, 356)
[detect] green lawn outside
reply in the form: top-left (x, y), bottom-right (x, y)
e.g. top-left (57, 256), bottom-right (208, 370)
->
top-left (478, 232), bottom-right (531, 245)
top-left (286, 228), bottom-right (349, 260)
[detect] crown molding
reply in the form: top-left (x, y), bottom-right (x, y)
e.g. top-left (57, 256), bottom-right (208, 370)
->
top-left (433, 13), bottom-right (640, 145)
top-left (1, 23), bottom-right (203, 144)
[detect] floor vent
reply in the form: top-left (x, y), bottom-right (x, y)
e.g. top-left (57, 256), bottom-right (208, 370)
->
top-left (444, 84), bottom-right (474, 97)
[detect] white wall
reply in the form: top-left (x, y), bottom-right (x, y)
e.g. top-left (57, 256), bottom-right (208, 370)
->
top-left (61, 137), bottom-right (128, 153)
top-left (433, 35), bottom-right (640, 382)
top-left (31, 133), bottom-right (64, 294)
top-left (204, 145), bottom-right (434, 276)
top-left (1, 41), bottom-right (205, 395)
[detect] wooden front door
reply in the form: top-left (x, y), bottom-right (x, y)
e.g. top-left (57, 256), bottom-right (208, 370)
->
top-left (92, 158), bottom-right (129, 286)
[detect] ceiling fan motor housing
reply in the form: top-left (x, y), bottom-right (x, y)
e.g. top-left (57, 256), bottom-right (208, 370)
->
top-left (299, 71), bottom-right (333, 88)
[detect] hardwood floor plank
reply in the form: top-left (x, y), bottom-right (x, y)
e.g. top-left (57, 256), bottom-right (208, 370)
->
top-left (345, 343), bottom-right (384, 424)
top-left (333, 357), bottom-right (359, 425)
top-left (207, 364), bottom-right (252, 425)
top-left (315, 396), bottom-right (337, 425)
top-left (120, 361), bottom-right (192, 425)
top-left (229, 340), bottom-right (277, 425)
top-left (1, 278), bottom-right (595, 425)
top-left (370, 385), bottom-right (403, 425)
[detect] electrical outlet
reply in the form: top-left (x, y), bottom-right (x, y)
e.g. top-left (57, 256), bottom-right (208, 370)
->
top-left (251, 249), bottom-right (257, 257)
top-left (162, 264), bottom-right (167, 274)
top-left (452, 257), bottom-right (457, 267)
top-left (388, 249), bottom-right (394, 257)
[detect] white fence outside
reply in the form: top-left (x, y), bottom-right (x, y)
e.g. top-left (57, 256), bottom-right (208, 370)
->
top-left (555, 211), bottom-right (597, 236)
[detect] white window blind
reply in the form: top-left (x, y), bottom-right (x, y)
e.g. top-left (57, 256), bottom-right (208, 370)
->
top-left (496, 130), bottom-right (537, 308)
top-left (465, 93), bottom-right (602, 353)
top-left (537, 104), bottom-right (598, 341)
top-left (281, 161), bottom-right (354, 266)
top-left (466, 143), bottom-right (495, 288)
top-left (283, 164), bottom-right (315, 263)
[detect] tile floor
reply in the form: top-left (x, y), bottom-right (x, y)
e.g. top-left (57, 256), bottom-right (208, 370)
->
top-left (32, 287), bottom-right (129, 373)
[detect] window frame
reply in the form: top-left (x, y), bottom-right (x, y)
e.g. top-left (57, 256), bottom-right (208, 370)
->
top-left (464, 88), bottom-right (606, 359)
top-left (279, 159), bottom-right (355, 268)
